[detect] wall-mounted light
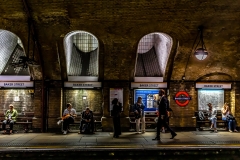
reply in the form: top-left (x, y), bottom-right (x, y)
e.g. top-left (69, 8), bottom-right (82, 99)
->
top-left (194, 26), bottom-right (208, 60)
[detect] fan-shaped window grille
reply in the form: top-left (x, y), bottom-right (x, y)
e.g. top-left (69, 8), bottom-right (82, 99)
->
top-left (135, 33), bottom-right (172, 78)
top-left (64, 31), bottom-right (99, 81)
top-left (0, 29), bottom-right (29, 75)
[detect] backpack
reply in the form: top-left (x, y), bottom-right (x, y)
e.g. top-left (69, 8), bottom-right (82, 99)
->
top-left (198, 111), bottom-right (205, 120)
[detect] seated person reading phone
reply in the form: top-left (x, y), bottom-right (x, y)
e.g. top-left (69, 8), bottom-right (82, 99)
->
top-left (79, 107), bottom-right (94, 134)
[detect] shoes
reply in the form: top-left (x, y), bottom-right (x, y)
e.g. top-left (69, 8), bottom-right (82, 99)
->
top-left (63, 131), bottom-right (67, 135)
top-left (152, 137), bottom-right (160, 140)
top-left (141, 131), bottom-right (145, 134)
top-left (9, 130), bottom-right (13, 134)
top-left (170, 133), bottom-right (177, 139)
top-left (209, 127), bottom-right (213, 130)
top-left (113, 135), bottom-right (119, 138)
top-left (78, 131), bottom-right (82, 134)
top-left (214, 130), bottom-right (218, 133)
top-left (229, 130), bottom-right (233, 133)
top-left (57, 120), bottom-right (62, 125)
top-left (234, 129), bottom-right (238, 132)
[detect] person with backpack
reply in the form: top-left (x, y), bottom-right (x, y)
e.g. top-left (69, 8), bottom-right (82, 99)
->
top-left (153, 89), bottom-right (177, 140)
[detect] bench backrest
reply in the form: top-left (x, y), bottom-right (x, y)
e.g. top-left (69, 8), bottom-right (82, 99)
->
top-left (195, 110), bottom-right (222, 121)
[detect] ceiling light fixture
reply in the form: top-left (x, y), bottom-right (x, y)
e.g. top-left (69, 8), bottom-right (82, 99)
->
top-left (194, 26), bottom-right (208, 60)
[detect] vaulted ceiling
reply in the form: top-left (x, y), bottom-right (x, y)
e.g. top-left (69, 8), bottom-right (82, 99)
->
top-left (1, 0), bottom-right (240, 81)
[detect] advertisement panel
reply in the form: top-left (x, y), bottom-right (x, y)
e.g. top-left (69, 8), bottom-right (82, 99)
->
top-left (134, 89), bottom-right (160, 111)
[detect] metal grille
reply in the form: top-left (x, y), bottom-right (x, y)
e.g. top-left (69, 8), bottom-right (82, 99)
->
top-left (68, 44), bottom-right (98, 76)
top-left (135, 33), bottom-right (172, 77)
top-left (0, 30), bottom-right (18, 74)
top-left (2, 44), bottom-right (30, 75)
top-left (64, 31), bottom-right (99, 76)
top-left (135, 46), bottom-right (161, 77)
top-left (0, 30), bottom-right (29, 75)
top-left (73, 32), bottom-right (98, 53)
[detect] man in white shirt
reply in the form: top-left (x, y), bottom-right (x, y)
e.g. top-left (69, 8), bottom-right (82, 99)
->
top-left (62, 103), bottom-right (76, 135)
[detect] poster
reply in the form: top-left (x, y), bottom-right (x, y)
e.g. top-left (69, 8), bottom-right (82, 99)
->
top-left (198, 89), bottom-right (224, 110)
top-left (109, 88), bottom-right (123, 111)
top-left (134, 89), bottom-right (160, 111)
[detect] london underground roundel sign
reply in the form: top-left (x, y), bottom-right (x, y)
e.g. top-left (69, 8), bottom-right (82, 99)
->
top-left (173, 91), bottom-right (191, 107)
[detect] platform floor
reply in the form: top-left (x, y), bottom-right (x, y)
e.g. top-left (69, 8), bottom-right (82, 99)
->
top-left (0, 130), bottom-right (240, 159)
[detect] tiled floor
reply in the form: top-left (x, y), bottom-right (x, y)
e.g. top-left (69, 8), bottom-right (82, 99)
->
top-left (0, 130), bottom-right (240, 149)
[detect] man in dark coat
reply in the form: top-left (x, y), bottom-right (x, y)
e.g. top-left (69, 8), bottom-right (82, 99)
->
top-left (153, 89), bottom-right (177, 140)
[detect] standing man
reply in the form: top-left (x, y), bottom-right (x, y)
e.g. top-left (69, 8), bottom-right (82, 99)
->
top-left (62, 103), bottom-right (77, 135)
top-left (111, 98), bottom-right (122, 138)
top-left (2, 104), bottom-right (18, 134)
top-left (153, 89), bottom-right (177, 140)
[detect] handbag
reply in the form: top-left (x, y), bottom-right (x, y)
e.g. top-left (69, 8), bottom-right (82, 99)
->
top-left (226, 114), bottom-right (235, 121)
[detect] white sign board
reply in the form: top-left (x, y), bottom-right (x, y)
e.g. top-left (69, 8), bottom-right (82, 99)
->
top-left (131, 82), bottom-right (167, 88)
top-left (109, 88), bottom-right (123, 111)
top-left (0, 81), bottom-right (34, 88)
top-left (196, 83), bottom-right (231, 89)
top-left (64, 82), bottom-right (101, 88)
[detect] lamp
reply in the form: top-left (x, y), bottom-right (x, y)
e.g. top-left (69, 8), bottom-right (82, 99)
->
top-left (194, 26), bottom-right (208, 60)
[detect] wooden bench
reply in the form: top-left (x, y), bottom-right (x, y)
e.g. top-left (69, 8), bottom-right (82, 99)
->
top-left (194, 110), bottom-right (227, 131)
top-left (61, 112), bottom-right (102, 132)
top-left (129, 111), bottom-right (158, 130)
top-left (0, 112), bottom-right (34, 133)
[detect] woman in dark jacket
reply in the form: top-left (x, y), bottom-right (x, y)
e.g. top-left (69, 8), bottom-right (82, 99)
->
top-left (111, 98), bottom-right (122, 138)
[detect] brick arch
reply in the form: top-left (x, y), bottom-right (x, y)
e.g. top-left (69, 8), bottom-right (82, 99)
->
top-left (196, 72), bottom-right (233, 82)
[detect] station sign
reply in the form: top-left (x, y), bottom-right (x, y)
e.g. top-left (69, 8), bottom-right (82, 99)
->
top-left (0, 81), bottom-right (34, 88)
top-left (131, 82), bottom-right (167, 88)
top-left (64, 82), bottom-right (101, 88)
top-left (196, 82), bottom-right (231, 89)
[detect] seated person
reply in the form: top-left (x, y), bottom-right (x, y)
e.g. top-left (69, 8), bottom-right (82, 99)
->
top-left (2, 104), bottom-right (18, 134)
top-left (221, 102), bottom-right (238, 132)
top-left (79, 107), bottom-right (94, 134)
top-left (62, 103), bottom-right (77, 135)
top-left (207, 103), bottom-right (217, 133)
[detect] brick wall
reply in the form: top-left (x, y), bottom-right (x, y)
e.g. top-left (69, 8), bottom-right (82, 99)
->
top-left (169, 81), bottom-right (232, 128)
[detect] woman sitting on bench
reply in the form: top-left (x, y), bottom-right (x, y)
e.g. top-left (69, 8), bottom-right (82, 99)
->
top-left (221, 102), bottom-right (238, 132)
top-left (207, 103), bottom-right (217, 133)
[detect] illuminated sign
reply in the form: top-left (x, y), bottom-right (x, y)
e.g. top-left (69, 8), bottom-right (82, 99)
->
top-left (64, 82), bottom-right (101, 88)
top-left (173, 91), bottom-right (191, 107)
top-left (131, 82), bottom-right (167, 88)
top-left (196, 83), bottom-right (231, 89)
top-left (0, 82), bottom-right (34, 88)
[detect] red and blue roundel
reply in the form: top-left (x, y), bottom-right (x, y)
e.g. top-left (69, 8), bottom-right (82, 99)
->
top-left (173, 91), bottom-right (191, 107)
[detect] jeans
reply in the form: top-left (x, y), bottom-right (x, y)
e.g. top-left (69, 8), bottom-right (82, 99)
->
top-left (222, 117), bottom-right (236, 130)
top-left (2, 120), bottom-right (14, 130)
top-left (209, 117), bottom-right (217, 128)
top-left (136, 115), bottom-right (145, 132)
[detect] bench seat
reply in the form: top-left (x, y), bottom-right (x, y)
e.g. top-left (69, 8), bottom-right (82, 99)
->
top-left (194, 110), bottom-right (228, 131)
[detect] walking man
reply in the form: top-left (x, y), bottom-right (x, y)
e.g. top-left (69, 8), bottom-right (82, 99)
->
top-left (153, 89), bottom-right (177, 140)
